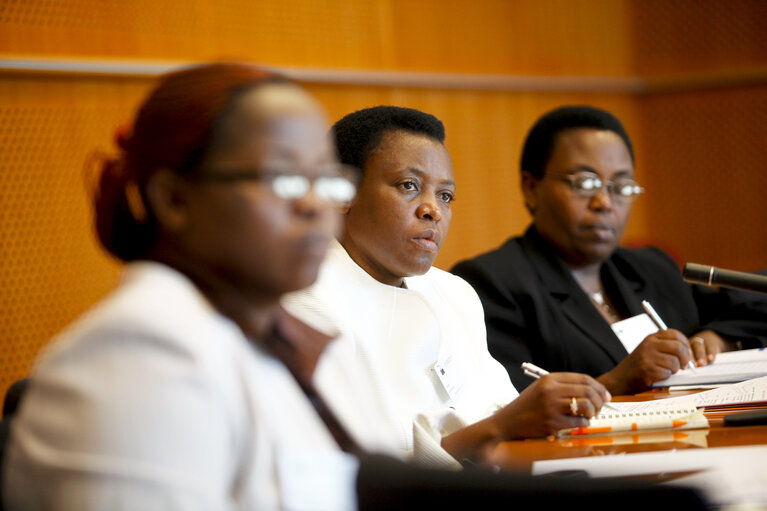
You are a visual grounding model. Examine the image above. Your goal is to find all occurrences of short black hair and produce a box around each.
[331,105,445,172]
[520,105,634,178]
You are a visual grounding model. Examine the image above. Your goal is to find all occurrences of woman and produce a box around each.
[282,106,613,468]
[451,105,767,395]
[1,62,388,510]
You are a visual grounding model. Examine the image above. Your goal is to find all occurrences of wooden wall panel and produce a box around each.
[0,0,393,67]
[631,0,767,271]
[638,84,767,271]
[0,75,153,393]
[0,0,630,75]
[632,0,767,75]
[388,0,632,75]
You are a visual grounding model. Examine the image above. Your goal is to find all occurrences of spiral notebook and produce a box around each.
[558,402,709,437]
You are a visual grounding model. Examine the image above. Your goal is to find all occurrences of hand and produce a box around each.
[492,373,612,439]
[689,330,732,366]
[599,329,693,395]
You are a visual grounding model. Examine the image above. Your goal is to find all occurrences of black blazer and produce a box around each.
[451,226,767,391]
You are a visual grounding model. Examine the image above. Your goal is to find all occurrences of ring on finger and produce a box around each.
[692,337,705,345]
[570,396,579,415]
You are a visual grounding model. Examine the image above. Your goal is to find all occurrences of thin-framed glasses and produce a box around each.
[549,171,644,201]
[190,163,359,204]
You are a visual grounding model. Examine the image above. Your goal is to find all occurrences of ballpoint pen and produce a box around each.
[520,362,619,411]
[641,300,697,373]
[521,361,550,379]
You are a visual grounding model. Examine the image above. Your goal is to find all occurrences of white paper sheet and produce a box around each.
[652,348,767,387]
[641,375,767,409]
[611,313,658,354]
[533,445,767,507]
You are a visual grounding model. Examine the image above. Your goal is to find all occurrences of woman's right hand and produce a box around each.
[440,372,611,463]
[598,328,693,395]
[492,372,612,440]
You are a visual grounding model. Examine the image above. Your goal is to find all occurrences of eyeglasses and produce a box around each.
[549,171,644,201]
[190,163,359,204]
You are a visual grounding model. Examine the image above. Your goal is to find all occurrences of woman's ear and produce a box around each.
[521,170,539,215]
[145,169,191,233]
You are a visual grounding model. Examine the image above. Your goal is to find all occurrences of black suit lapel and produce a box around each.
[601,257,647,319]
[559,290,629,363]
[522,230,629,364]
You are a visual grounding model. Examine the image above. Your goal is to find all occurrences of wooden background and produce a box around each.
[2,0,767,397]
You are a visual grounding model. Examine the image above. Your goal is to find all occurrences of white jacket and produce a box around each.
[4,262,396,511]
[283,241,519,468]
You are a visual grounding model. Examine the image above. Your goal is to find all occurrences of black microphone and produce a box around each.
[683,262,767,294]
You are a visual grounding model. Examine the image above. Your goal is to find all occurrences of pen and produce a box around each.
[520,362,619,411]
[521,361,549,379]
[641,300,697,373]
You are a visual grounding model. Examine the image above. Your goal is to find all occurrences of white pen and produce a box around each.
[521,361,549,379]
[520,362,619,411]
[641,300,697,373]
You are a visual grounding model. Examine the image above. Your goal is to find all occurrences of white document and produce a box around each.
[611,313,658,354]
[648,375,767,409]
[608,376,767,411]
[533,445,767,507]
[652,347,767,387]
[593,399,699,414]
[599,376,767,417]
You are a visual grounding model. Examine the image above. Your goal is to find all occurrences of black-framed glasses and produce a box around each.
[189,163,359,204]
[549,171,644,201]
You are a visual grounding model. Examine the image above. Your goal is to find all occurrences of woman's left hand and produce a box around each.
[689,330,737,366]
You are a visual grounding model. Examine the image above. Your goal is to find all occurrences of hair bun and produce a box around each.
[114,121,134,151]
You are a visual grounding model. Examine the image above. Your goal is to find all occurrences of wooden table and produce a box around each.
[488,388,767,474]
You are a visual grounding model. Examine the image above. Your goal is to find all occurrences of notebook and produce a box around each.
[651,348,767,388]
[558,401,709,437]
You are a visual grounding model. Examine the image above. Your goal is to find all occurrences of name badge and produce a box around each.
[611,312,659,354]
[432,353,465,404]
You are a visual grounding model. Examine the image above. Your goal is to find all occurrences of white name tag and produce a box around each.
[611,312,659,354]
[432,353,465,404]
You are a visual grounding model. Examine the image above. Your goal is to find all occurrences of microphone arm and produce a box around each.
[683,262,767,294]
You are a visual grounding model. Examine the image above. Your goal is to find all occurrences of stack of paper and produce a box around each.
[658,375,767,409]
[652,348,767,387]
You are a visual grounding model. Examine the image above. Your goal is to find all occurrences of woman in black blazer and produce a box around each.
[452,106,767,395]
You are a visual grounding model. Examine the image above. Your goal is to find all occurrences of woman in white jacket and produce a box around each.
[2,62,381,511]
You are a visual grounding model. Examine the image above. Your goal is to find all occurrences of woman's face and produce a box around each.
[522,128,634,268]
[174,83,342,299]
[342,130,454,287]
